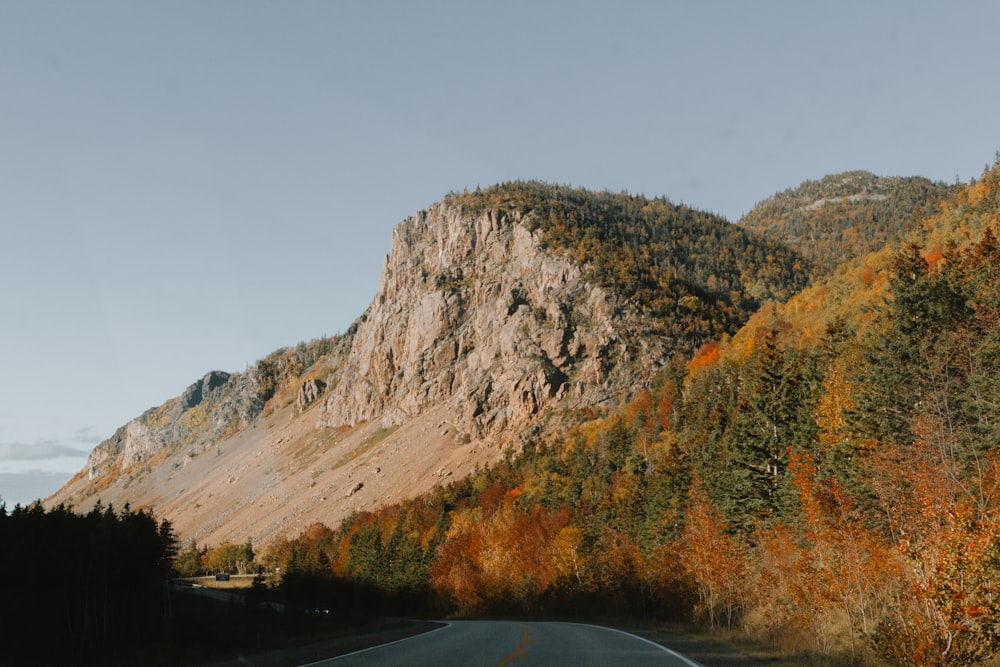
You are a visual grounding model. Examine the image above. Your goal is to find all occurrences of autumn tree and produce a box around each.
[202,541,255,574]
[747,452,895,659]
[680,479,748,629]
[865,437,1000,666]
[430,490,572,615]
[174,539,207,576]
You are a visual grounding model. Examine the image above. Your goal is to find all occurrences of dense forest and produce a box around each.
[0,503,176,665]
[739,170,958,276]
[247,161,1000,665]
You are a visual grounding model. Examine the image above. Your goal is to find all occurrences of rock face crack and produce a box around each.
[296,378,327,410]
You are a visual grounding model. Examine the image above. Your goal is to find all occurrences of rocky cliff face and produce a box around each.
[81,368,272,482]
[319,202,665,441]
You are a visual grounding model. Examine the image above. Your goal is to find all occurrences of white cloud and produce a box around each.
[71,426,103,446]
[0,440,92,462]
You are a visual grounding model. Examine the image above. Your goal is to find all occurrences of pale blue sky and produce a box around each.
[2,0,999,507]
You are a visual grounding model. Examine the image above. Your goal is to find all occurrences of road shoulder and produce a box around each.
[198,619,445,667]
[609,623,766,666]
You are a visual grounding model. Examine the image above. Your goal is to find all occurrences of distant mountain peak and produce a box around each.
[741,171,959,275]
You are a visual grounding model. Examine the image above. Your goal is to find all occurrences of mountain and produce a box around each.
[264,159,1000,663]
[48,182,810,546]
[41,162,1000,662]
[740,170,958,275]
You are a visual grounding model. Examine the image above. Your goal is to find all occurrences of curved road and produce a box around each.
[300,620,701,666]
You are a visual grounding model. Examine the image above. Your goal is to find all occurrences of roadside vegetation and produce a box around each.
[0,502,176,665]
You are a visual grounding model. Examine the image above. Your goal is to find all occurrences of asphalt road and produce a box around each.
[300,620,702,667]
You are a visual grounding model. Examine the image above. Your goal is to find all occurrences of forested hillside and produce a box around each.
[448,182,811,344]
[740,170,958,276]
[252,161,1000,665]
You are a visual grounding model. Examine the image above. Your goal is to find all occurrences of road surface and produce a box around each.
[300,620,701,666]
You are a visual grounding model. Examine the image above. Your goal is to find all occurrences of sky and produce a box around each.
[2,0,999,508]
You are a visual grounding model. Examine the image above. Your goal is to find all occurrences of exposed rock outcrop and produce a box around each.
[296,378,326,410]
[178,371,231,412]
[318,202,667,441]
[82,369,263,481]
[75,199,673,495]
[87,419,160,479]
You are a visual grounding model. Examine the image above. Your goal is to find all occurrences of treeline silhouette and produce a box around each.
[0,502,176,666]
[1,501,422,665]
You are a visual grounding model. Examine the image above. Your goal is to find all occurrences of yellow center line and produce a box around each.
[495,624,532,667]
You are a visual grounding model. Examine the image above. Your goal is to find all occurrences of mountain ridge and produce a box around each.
[45,179,855,544]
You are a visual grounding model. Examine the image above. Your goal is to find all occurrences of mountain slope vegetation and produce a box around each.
[740,170,958,275]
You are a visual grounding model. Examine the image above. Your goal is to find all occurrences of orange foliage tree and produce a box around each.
[429,491,572,615]
[747,451,896,658]
[866,432,1000,666]
[680,478,748,629]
